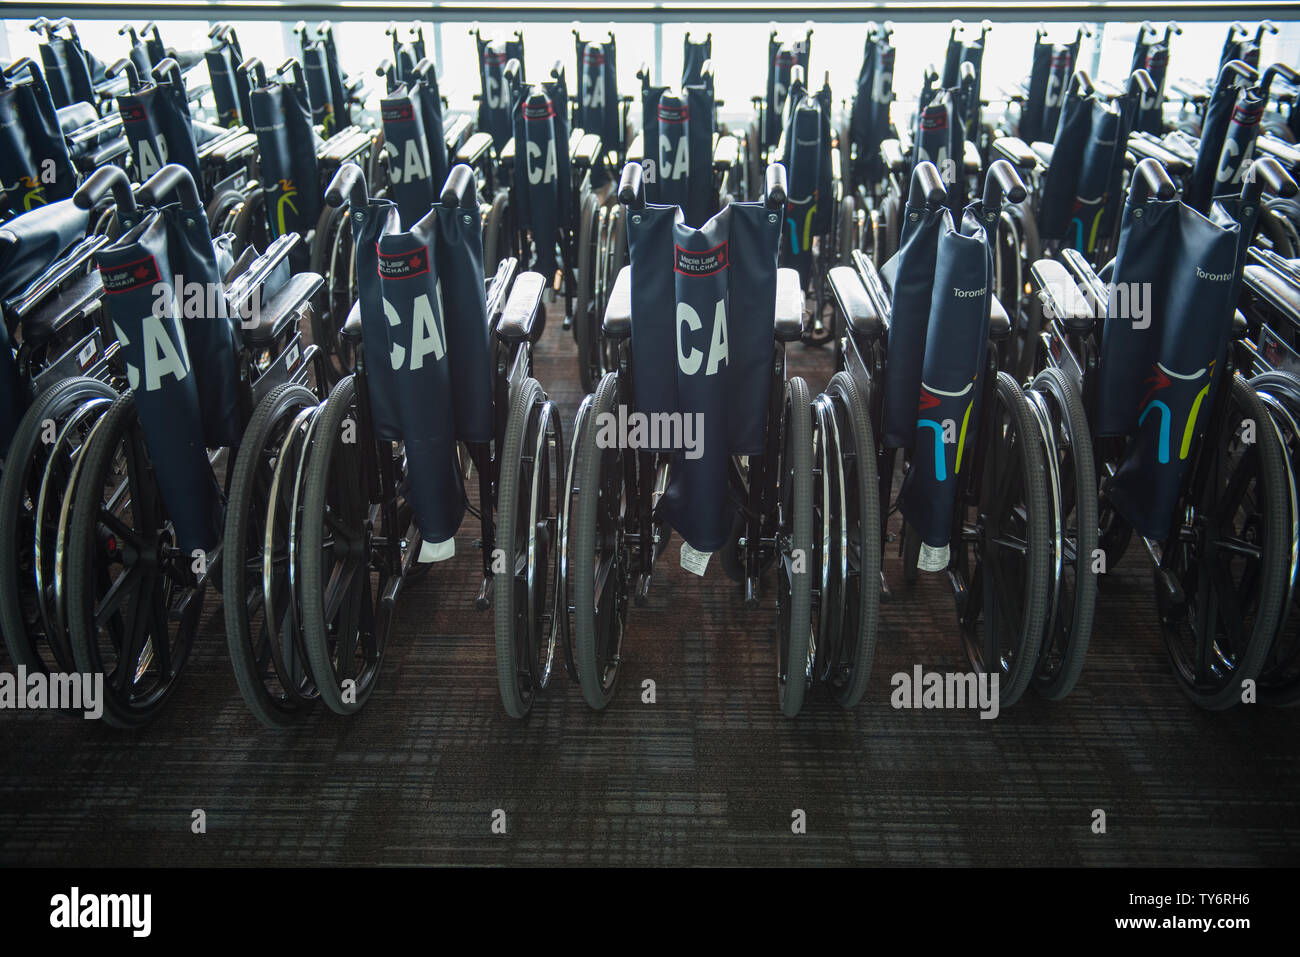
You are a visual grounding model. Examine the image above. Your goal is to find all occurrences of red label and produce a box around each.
[377,245,430,279]
[674,242,728,276]
[99,255,160,293]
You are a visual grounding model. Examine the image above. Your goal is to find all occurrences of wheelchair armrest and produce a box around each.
[1256,136,1300,170]
[1058,247,1109,308]
[775,268,805,342]
[713,134,740,170]
[444,114,471,151]
[19,270,102,349]
[340,299,362,344]
[318,126,373,166]
[1032,259,1097,334]
[603,265,632,339]
[828,265,884,342]
[988,294,1011,342]
[573,131,603,169]
[495,270,546,344]
[241,272,323,345]
[499,136,516,166]
[963,139,981,175]
[486,257,520,323]
[1030,141,1054,168]
[991,135,1038,173]
[1125,136,1191,177]
[456,131,494,167]
[201,128,259,164]
[880,139,906,174]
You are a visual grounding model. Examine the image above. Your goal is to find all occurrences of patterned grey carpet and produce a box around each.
[2,299,1298,867]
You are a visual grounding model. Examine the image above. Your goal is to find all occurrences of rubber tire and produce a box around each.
[573,192,601,394]
[1161,375,1290,711]
[222,382,320,729]
[573,372,625,709]
[299,374,382,715]
[969,372,1052,708]
[494,376,545,719]
[1030,366,1098,700]
[66,393,197,728]
[826,371,881,708]
[778,376,815,717]
[0,376,116,674]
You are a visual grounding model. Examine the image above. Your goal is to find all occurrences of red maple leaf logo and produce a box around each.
[409,256,421,268]
[134,265,150,279]
[1139,366,1171,411]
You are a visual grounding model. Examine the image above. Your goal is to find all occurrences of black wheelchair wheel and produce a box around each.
[955,372,1051,708]
[1158,374,1290,710]
[596,205,627,377]
[1028,366,1099,700]
[822,371,882,708]
[0,377,116,675]
[776,376,815,717]
[482,189,511,277]
[206,187,246,243]
[229,185,267,256]
[876,191,900,268]
[572,372,630,709]
[573,190,602,393]
[997,209,1036,385]
[298,374,388,715]
[309,202,359,382]
[494,377,564,718]
[1249,371,1300,706]
[222,383,322,729]
[65,394,204,727]
[837,197,856,266]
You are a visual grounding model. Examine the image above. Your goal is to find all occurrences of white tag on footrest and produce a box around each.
[680,542,712,577]
[916,542,949,573]
[418,537,456,563]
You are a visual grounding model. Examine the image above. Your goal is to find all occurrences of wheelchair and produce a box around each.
[745,27,812,199]
[562,161,857,716]
[0,57,132,222]
[107,53,262,246]
[51,164,323,727]
[0,190,125,678]
[770,65,841,346]
[839,23,897,270]
[991,68,1157,385]
[827,159,1058,708]
[580,60,744,395]
[1029,157,1293,709]
[248,161,564,722]
[236,56,379,378]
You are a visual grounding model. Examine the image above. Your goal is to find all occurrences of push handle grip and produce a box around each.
[1243,157,1298,204]
[439,164,477,209]
[237,55,266,87]
[73,165,137,215]
[618,160,645,209]
[908,161,946,209]
[107,57,140,90]
[138,164,201,208]
[1131,157,1176,204]
[1127,68,1156,99]
[765,162,788,209]
[984,158,1027,209]
[325,162,369,211]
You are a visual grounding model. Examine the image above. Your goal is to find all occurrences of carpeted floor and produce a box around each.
[2,297,1298,867]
